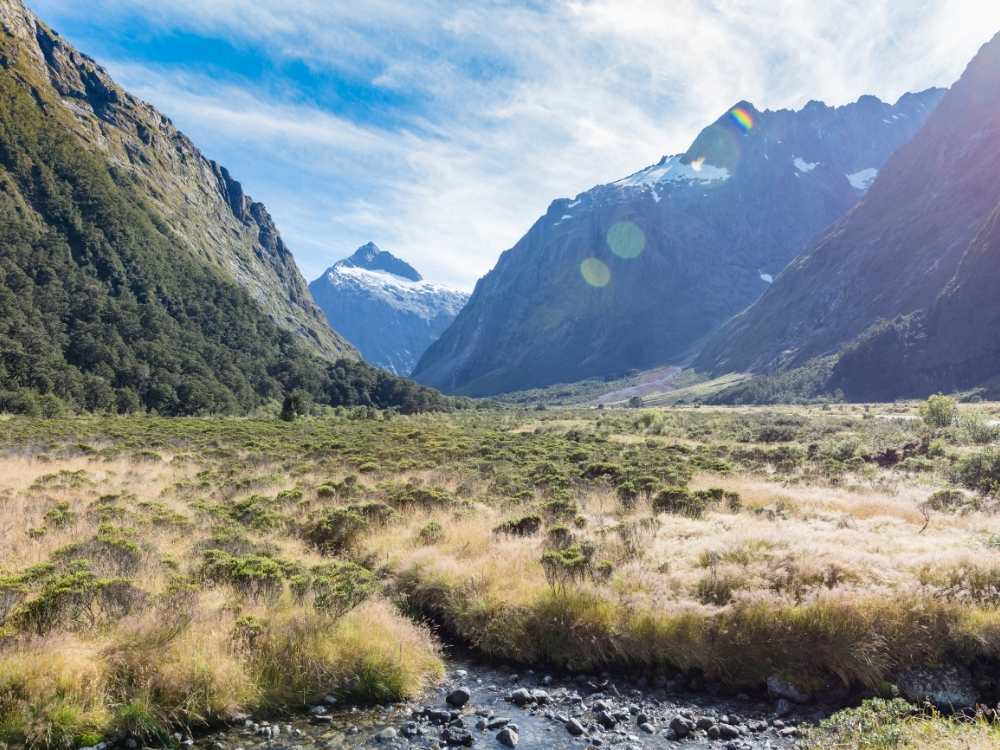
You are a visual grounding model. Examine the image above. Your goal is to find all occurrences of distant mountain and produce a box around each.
[310,243,469,375]
[0,0,453,415]
[412,89,943,396]
[698,31,1000,401]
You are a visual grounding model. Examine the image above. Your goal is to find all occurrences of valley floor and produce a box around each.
[2,403,1000,747]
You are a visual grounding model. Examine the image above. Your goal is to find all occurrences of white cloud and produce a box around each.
[27,0,1000,288]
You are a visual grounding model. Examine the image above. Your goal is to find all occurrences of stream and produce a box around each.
[197,653,826,750]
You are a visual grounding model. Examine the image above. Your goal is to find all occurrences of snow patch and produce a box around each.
[793,157,819,173]
[614,155,730,189]
[324,265,468,320]
[846,168,878,192]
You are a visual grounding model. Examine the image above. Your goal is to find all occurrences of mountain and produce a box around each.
[0,0,351,361]
[697,31,1000,401]
[412,89,943,396]
[309,243,469,375]
[0,0,452,415]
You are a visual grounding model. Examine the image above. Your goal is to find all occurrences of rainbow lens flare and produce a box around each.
[729,106,754,132]
[607,221,645,259]
[580,257,610,287]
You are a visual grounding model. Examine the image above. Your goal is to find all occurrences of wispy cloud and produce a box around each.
[28,0,1000,287]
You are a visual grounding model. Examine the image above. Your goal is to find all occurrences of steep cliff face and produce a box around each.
[310,244,469,375]
[0,0,354,359]
[412,89,942,396]
[698,33,1000,383]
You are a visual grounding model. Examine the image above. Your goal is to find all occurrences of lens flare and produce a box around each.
[580,257,610,287]
[729,106,754,133]
[607,221,645,259]
[690,156,705,172]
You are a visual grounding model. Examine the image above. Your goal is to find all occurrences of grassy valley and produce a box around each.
[3,401,1000,746]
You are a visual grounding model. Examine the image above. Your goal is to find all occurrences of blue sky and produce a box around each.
[27,0,1000,289]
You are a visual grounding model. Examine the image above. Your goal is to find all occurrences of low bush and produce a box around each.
[652,487,706,518]
[199,550,296,599]
[493,514,542,537]
[302,507,369,553]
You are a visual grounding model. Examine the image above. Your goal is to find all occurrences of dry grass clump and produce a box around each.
[0,594,439,747]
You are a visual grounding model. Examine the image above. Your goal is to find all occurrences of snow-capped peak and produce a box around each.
[615,155,731,189]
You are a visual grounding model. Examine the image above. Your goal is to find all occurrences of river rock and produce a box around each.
[496,726,519,747]
[447,687,472,707]
[896,665,978,709]
[441,726,475,746]
[375,727,397,742]
[718,723,741,739]
[509,688,532,706]
[530,689,550,705]
[565,718,586,736]
[766,675,812,704]
[669,715,695,739]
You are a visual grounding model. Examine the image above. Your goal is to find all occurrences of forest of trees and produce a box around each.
[0,68,452,416]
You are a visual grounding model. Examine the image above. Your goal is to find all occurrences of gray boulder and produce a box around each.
[896,665,978,709]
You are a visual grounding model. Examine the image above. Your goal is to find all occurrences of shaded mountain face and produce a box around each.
[310,244,469,375]
[412,89,943,396]
[698,33,1000,384]
[0,0,353,360]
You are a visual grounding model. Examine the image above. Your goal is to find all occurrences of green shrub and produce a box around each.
[199,550,295,599]
[42,502,77,529]
[417,522,444,545]
[919,394,958,429]
[954,448,1000,495]
[652,487,706,518]
[922,489,972,514]
[52,524,142,576]
[493,515,542,537]
[303,507,369,553]
[694,572,741,606]
[310,562,376,616]
[11,566,145,635]
[806,698,915,748]
[541,541,596,590]
[958,412,999,445]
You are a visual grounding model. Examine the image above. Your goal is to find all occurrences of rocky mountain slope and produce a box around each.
[0,0,352,360]
[413,89,943,396]
[0,0,456,415]
[310,243,468,375]
[698,31,1000,400]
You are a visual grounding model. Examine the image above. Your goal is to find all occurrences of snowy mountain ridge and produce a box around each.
[309,244,469,375]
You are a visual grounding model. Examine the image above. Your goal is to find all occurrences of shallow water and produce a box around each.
[200,653,823,750]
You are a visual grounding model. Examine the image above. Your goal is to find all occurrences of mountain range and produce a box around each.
[698,30,1000,403]
[309,243,469,376]
[412,88,943,396]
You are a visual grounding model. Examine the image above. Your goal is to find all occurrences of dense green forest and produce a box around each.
[0,67,450,416]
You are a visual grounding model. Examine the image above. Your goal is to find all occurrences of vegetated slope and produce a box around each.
[310,243,469,376]
[412,90,942,396]
[0,0,351,359]
[697,31,1000,387]
[832,202,1000,400]
[0,5,449,415]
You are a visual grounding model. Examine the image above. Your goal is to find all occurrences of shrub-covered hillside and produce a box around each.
[0,63,448,415]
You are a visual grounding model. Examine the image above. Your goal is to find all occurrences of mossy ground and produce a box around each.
[2,402,1000,746]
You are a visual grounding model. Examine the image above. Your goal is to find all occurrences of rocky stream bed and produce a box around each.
[178,655,828,750]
